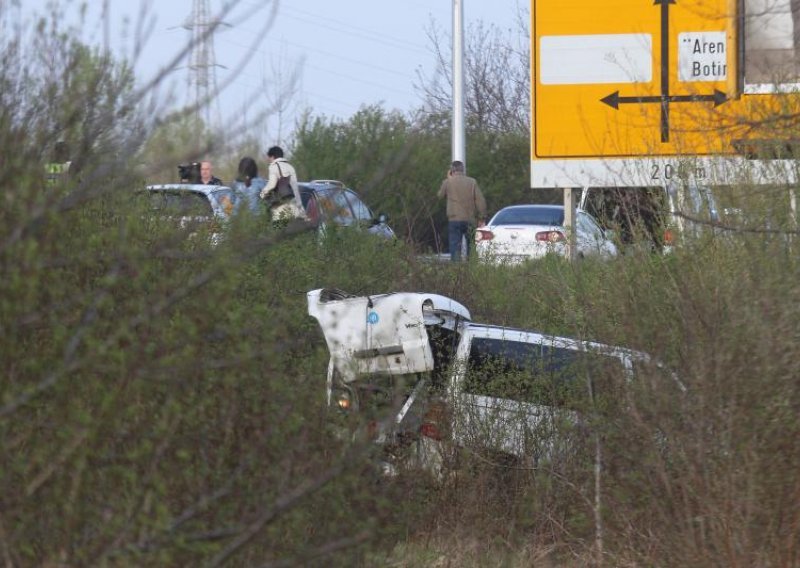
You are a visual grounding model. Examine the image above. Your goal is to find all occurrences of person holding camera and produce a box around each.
[200,160,222,185]
[437,160,487,261]
[260,146,307,225]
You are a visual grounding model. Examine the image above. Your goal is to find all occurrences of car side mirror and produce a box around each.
[376,213,389,224]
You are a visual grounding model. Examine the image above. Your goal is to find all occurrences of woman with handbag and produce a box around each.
[260,145,308,226]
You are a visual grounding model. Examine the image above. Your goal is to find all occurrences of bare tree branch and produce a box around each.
[207,444,367,568]
[257,529,372,568]
[673,210,800,235]
[415,12,530,134]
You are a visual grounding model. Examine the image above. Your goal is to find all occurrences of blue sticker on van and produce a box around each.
[367,311,379,324]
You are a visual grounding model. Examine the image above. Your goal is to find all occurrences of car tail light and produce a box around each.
[536,230,565,243]
[663,228,675,245]
[475,228,494,242]
[419,401,447,441]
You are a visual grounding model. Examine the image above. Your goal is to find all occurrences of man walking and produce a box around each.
[437,160,487,261]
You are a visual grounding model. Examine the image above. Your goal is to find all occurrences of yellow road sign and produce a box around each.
[531,0,800,186]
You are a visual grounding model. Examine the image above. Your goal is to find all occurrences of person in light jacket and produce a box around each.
[260,145,307,224]
[437,160,487,261]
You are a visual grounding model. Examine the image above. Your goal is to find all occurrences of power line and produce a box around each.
[239,0,432,56]
[218,31,417,81]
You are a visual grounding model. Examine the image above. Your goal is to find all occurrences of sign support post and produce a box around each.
[563,188,578,262]
[452,0,466,167]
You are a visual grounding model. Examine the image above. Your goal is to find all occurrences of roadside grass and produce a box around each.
[381,539,566,568]
[385,229,800,567]
[3,174,799,566]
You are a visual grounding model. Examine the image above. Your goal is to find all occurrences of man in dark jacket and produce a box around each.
[200,160,223,185]
[437,160,487,261]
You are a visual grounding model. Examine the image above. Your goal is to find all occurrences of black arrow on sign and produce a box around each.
[600,89,729,109]
[656,0,675,142]
[599,0,730,143]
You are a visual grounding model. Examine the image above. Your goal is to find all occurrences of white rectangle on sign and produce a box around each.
[678,32,727,81]
[539,34,652,85]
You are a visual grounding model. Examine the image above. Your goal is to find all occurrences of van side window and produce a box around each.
[463,338,626,409]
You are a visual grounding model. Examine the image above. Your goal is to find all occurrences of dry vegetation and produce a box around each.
[2,2,799,567]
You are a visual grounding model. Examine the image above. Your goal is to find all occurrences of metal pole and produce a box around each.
[564,188,578,262]
[452,0,466,168]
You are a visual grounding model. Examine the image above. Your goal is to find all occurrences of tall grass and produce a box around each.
[3,2,799,564]
[388,226,800,567]
[3,160,799,566]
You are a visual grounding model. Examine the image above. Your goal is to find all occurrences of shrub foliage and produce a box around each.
[2,5,800,567]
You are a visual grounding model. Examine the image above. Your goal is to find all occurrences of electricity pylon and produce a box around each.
[186,0,224,128]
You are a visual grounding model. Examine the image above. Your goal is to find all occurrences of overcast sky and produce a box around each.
[13,0,525,141]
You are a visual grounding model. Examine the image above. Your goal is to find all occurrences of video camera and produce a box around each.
[178,162,201,183]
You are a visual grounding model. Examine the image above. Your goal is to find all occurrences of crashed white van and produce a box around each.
[308,288,657,472]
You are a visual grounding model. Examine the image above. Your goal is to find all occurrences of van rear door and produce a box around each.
[307,288,471,383]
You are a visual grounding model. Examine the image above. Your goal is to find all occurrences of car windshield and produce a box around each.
[492,207,564,226]
[316,188,374,225]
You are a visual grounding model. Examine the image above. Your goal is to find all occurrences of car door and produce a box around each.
[449,327,632,461]
[210,187,239,219]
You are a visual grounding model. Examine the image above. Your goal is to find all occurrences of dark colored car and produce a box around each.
[580,183,720,252]
[298,180,395,239]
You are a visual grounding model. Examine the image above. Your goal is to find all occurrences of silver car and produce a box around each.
[142,184,241,244]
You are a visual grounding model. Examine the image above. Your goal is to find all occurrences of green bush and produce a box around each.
[4,5,800,566]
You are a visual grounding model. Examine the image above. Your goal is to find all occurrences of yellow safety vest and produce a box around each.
[45,162,71,185]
